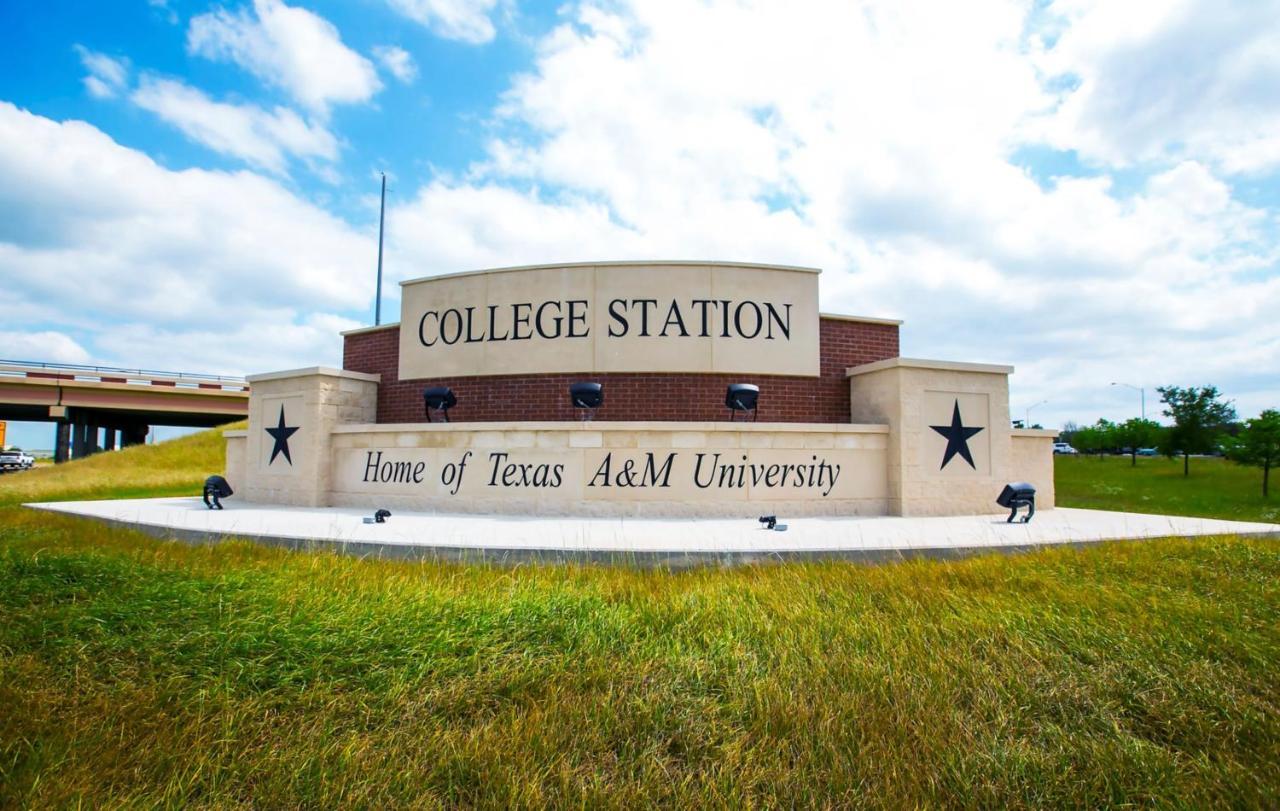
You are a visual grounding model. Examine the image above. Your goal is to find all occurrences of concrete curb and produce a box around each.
[26,503,1280,569]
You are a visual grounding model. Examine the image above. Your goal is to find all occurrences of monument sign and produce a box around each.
[225,262,1057,518]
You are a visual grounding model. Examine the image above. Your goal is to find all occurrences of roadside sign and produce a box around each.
[0,421,6,449]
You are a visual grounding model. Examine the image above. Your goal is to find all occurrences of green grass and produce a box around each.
[1056,454,1280,524]
[0,430,1278,807]
[0,422,242,508]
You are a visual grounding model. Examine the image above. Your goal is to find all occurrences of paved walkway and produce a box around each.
[26,498,1280,566]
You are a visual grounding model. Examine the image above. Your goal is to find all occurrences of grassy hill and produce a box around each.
[0,428,1278,807]
[0,422,238,507]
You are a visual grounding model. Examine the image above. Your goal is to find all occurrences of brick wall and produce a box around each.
[342,317,899,424]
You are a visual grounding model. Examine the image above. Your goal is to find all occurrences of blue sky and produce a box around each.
[0,0,545,219]
[1,0,1278,451]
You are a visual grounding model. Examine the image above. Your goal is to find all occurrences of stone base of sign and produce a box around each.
[330,421,888,518]
[229,367,379,508]
[845,357,1058,516]
[225,360,1056,519]
[232,418,893,518]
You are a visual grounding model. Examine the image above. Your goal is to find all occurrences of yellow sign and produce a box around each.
[0,421,6,449]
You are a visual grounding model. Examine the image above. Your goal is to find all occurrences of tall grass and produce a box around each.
[0,427,1277,806]
[2,510,1277,807]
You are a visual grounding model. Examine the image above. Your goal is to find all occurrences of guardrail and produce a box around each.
[0,359,250,392]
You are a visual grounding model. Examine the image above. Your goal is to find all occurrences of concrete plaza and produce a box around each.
[28,499,1280,567]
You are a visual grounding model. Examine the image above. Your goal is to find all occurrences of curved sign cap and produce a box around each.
[397,262,821,379]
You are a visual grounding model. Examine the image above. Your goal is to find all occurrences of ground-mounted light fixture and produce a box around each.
[569,382,603,421]
[996,482,1036,523]
[363,508,392,524]
[726,383,760,421]
[202,475,233,510]
[423,386,457,422]
[758,514,788,531]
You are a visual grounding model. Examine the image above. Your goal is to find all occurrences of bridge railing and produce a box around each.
[0,359,250,392]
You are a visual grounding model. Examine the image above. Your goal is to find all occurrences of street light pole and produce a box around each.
[1110,382,1145,420]
[1026,399,1048,427]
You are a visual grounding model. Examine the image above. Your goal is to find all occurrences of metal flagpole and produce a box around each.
[375,172,386,325]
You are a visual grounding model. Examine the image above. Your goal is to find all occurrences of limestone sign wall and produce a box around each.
[325,423,889,517]
[224,362,1056,519]
[397,262,822,379]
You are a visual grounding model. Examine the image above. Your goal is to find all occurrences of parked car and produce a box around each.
[1136,447,1158,457]
[0,449,35,471]
[1052,442,1078,455]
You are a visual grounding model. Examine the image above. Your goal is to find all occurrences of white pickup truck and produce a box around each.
[0,449,35,471]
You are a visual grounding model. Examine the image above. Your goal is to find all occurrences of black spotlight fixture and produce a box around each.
[569,382,603,421]
[364,508,392,524]
[758,514,788,531]
[423,386,457,422]
[996,482,1036,523]
[726,383,760,421]
[202,475,233,510]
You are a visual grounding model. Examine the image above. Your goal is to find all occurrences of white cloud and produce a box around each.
[74,46,129,99]
[387,182,649,277]
[94,314,360,375]
[131,75,339,173]
[147,0,179,25]
[379,0,1280,424]
[1032,0,1280,174]
[0,102,375,373]
[0,331,92,364]
[10,0,1280,426]
[384,0,500,44]
[373,45,418,83]
[188,0,381,115]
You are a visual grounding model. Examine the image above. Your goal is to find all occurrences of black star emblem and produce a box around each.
[930,399,984,470]
[265,405,300,466]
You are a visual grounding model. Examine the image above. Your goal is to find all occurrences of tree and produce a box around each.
[1157,386,1237,476]
[1072,424,1099,455]
[1228,409,1280,497]
[1114,418,1162,466]
[1059,421,1080,445]
[1074,419,1116,457]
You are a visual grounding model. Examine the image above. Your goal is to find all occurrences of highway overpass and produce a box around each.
[0,360,249,462]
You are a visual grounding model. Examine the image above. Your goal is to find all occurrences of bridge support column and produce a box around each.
[54,422,71,464]
[120,425,148,448]
[71,416,89,459]
[86,423,101,455]
[103,428,117,451]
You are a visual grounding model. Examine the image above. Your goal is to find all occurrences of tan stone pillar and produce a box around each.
[847,358,1020,516]
[1010,429,1059,508]
[236,367,380,506]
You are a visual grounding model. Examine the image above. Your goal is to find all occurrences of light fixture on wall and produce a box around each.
[726,383,759,421]
[569,382,603,421]
[423,386,457,422]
